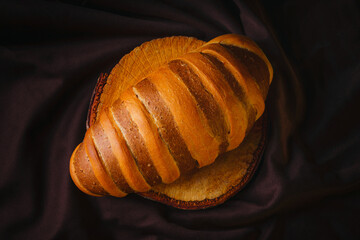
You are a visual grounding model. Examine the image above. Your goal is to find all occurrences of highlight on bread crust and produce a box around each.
[70,34,273,197]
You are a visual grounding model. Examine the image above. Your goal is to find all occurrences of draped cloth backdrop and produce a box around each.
[0,0,359,239]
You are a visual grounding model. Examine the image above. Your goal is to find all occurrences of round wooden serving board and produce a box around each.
[87,36,267,210]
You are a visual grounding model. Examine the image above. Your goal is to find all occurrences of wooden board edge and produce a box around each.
[138,113,268,210]
[86,73,108,129]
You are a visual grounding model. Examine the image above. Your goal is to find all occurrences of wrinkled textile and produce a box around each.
[0,0,359,239]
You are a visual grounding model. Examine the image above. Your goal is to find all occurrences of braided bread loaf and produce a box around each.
[70,34,273,197]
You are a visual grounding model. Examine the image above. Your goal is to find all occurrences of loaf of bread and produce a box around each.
[69,34,273,197]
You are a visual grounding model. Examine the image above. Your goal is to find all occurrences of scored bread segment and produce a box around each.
[200,52,257,134]
[148,67,220,168]
[206,34,273,84]
[123,90,181,184]
[221,45,270,99]
[178,52,248,151]
[108,108,151,191]
[198,43,266,120]
[133,78,198,174]
[97,112,134,193]
[90,121,128,197]
[83,130,125,197]
[168,59,229,154]
[111,91,162,187]
[70,144,106,196]
[116,89,180,184]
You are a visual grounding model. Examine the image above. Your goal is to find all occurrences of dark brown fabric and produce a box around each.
[0,0,359,239]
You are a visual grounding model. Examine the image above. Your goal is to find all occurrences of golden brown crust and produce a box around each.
[108,105,151,192]
[221,44,270,99]
[96,36,205,122]
[200,52,257,134]
[111,90,161,186]
[206,34,273,84]
[121,90,180,184]
[133,78,199,173]
[70,34,273,199]
[148,67,220,167]
[84,129,125,197]
[98,111,133,193]
[168,59,229,154]
[178,52,248,151]
[199,43,265,120]
[70,144,106,196]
